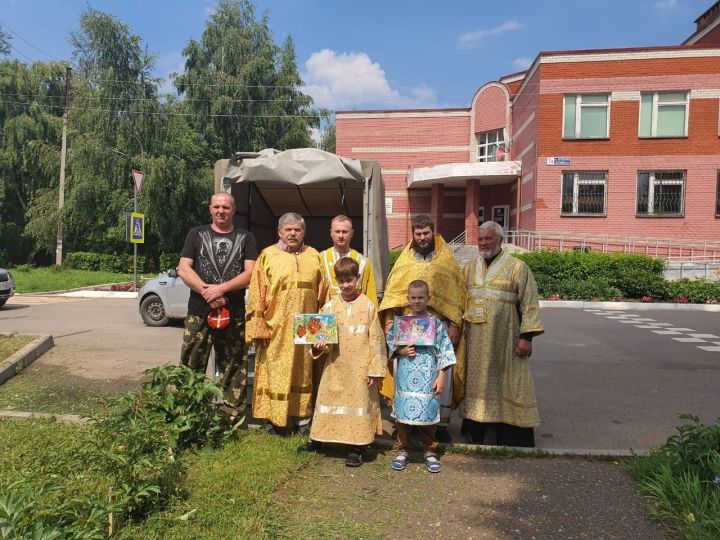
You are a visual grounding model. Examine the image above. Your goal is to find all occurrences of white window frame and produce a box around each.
[561,172,608,216]
[636,171,686,216]
[476,129,506,162]
[563,94,610,139]
[639,91,689,138]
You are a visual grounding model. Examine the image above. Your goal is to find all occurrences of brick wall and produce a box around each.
[534,155,720,240]
[472,84,508,133]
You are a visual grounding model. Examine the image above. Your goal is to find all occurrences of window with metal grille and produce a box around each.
[636,171,685,216]
[561,172,607,215]
[476,129,505,162]
[563,94,610,139]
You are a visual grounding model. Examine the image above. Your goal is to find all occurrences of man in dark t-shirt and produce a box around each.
[178,192,258,423]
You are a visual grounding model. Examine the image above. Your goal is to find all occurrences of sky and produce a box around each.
[0,0,714,111]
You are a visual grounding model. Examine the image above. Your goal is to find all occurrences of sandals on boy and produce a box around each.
[391,451,409,471]
[424,453,441,473]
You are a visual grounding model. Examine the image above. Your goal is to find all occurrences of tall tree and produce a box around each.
[0,27,10,56]
[175,0,317,158]
[25,9,210,260]
[0,60,65,264]
[268,36,317,149]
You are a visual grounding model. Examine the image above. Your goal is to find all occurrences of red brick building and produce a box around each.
[336,4,720,250]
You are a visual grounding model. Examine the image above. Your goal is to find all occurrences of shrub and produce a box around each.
[517,250,670,300]
[388,249,402,271]
[65,252,150,273]
[628,414,720,538]
[664,279,720,304]
[159,252,180,271]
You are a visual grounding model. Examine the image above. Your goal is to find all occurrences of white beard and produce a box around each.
[480,246,501,259]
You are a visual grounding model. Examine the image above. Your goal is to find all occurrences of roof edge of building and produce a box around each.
[336,106,470,115]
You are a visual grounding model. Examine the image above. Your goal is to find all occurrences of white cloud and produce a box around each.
[301,49,437,110]
[653,0,678,9]
[512,57,533,71]
[457,20,523,48]
[156,51,185,96]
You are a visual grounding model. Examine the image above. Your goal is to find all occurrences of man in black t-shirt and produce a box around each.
[179,192,258,422]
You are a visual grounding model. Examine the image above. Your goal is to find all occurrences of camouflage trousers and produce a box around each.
[180,314,247,421]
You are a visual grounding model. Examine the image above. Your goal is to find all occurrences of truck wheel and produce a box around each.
[140,294,169,327]
[0,298,6,308]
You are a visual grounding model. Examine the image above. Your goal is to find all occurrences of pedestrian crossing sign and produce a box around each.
[130,212,145,244]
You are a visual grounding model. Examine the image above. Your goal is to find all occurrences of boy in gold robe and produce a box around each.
[307,257,387,466]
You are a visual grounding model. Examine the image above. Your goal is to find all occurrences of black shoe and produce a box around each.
[345,447,365,467]
[300,440,321,453]
[436,425,452,443]
[265,423,287,437]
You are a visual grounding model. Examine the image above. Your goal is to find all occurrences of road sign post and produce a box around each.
[130,169,145,291]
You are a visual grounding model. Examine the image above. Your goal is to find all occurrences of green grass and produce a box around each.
[118,431,315,539]
[0,335,34,362]
[11,266,133,293]
[0,420,317,539]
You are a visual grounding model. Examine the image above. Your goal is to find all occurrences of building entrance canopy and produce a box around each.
[407,161,521,188]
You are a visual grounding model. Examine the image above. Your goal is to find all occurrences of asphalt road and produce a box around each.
[1,296,718,450]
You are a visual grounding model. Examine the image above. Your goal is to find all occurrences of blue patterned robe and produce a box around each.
[388,316,457,425]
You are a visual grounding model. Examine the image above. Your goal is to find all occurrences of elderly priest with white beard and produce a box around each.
[460,221,544,447]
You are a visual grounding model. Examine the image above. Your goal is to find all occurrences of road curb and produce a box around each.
[55,290,137,299]
[0,333,54,386]
[540,300,720,312]
[0,414,647,456]
[371,436,645,457]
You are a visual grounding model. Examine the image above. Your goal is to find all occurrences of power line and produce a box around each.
[0,19,60,61]
[0,98,323,118]
[0,91,304,104]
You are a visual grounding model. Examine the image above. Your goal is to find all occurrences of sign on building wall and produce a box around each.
[385,197,393,214]
[546,157,571,166]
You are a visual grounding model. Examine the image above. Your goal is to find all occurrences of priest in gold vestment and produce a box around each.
[320,215,378,305]
[246,213,328,432]
[461,221,544,447]
[378,215,466,440]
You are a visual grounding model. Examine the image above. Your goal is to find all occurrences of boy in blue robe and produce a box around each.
[387,280,456,473]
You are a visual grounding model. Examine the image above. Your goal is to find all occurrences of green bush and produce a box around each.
[517,250,672,300]
[0,365,235,537]
[65,252,150,273]
[159,252,180,271]
[664,279,720,304]
[628,414,720,539]
[388,249,402,271]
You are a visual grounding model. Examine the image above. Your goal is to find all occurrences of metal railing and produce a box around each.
[448,230,467,251]
[508,229,720,264]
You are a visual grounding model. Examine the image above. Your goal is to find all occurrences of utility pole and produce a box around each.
[56,66,72,266]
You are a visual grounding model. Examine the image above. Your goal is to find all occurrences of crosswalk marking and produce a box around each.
[587,309,719,355]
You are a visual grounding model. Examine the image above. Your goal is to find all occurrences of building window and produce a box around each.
[476,129,506,162]
[561,172,607,215]
[563,94,610,139]
[716,172,720,217]
[639,92,689,138]
[636,171,685,216]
